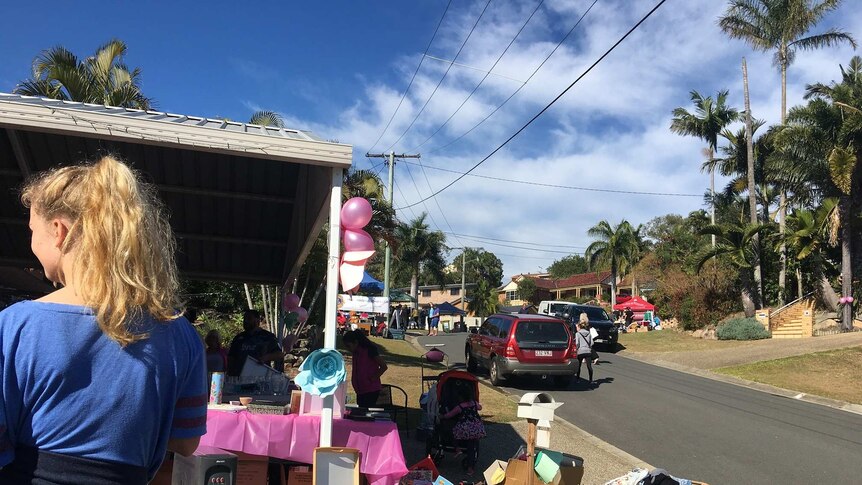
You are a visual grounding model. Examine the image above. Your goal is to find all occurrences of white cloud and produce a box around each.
[260,0,862,278]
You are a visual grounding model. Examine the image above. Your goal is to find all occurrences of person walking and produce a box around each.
[343,330,388,407]
[0,156,207,483]
[575,320,594,386]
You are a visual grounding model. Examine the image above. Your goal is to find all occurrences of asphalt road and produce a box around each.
[417,333,862,484]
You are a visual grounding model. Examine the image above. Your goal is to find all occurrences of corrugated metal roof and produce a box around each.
[0,92,323,142]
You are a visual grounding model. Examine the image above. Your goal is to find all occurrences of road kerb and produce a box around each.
[620,352,862,417]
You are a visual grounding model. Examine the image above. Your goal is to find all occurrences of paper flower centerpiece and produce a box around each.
[294,348,346,397]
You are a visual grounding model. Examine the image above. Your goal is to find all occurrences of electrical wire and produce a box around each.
[442,231,588,249]
[408,0,545,152]
[403,160,702,197]
[395,0,667,210]
[422,0,599,156]
[365,0,454,155]
[382,0,493,153]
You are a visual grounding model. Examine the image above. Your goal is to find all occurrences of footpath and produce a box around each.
[402,332,650,485]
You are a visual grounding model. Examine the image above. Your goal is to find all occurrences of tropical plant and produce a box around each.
[15,39,153,109]
[585,220,638,307]
[780,199,840,307]
[720,0,857,302]
[671,90,740,242]
[468,279,499,317]
[248,110,285,127]
[393,213,447,310]
[697,222,769,316]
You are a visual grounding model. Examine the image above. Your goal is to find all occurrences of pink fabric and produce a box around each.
[201,410,407,485]
[351,346,382,394]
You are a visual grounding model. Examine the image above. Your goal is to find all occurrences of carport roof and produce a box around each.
[0,93,352,286]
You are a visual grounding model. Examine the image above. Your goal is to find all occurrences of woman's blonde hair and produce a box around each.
[578,313,589,326]
[22,155,180,346]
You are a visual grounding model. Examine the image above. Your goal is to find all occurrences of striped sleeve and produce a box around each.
[171,322,208,438]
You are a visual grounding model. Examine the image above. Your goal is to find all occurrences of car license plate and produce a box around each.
[535,350,552,357]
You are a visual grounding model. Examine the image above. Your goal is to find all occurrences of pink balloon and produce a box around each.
[848,296,855,303]
[290,307,309,323]
[839,297,848,305]
[343,229,374,252]
[341,197,373,230]
[283,293,300,311]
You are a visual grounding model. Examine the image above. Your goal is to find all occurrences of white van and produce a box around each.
[537,300,572,317]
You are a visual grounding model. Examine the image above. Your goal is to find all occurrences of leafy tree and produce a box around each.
[447,248,504,287]
[697,222,770,316]
[516,277,538,304]
[720,0,857,302]
[15,39,153,109]
[393,213,447,310]
[780,198,841,307]
[671,90,740,242]
[547,254,589,278]
[585,220,638,307]
[249,110,285,127]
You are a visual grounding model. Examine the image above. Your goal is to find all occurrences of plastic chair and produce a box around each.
[376,384,408,429]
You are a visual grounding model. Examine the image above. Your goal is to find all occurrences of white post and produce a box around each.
[320,166,343,447]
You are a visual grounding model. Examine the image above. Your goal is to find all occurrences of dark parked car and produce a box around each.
[557,304,618,349]
[465,314,576,387]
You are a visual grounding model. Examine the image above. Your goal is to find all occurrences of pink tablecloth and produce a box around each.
[201,410,408,485]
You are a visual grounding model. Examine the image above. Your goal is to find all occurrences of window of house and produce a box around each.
[505,290,517,301]
[421,289,431,297]
[450,288,460,296]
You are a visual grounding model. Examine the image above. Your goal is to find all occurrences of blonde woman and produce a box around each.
[0,156,206,484]
[574,319,594,386]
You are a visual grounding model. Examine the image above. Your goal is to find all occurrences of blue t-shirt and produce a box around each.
[0,301,207,478]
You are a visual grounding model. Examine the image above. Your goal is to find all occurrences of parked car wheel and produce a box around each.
[489,357,506,386]
[465,346,477,372]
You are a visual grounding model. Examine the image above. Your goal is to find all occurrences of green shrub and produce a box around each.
[716,317,770,340]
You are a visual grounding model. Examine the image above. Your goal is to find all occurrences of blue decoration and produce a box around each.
[294,348,346,397]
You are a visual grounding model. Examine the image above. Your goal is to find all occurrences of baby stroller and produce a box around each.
[424,369,481,467]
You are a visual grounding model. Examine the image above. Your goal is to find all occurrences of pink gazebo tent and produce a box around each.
[613,296,655,312]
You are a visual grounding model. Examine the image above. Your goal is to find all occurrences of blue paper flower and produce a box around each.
[295,348,346,397]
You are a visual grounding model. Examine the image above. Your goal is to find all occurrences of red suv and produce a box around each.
[465,314,577,387]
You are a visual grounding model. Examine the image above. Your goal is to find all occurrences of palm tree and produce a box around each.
[720,0,857,303]
[248,110,285,127]
[780,198,840,307]
[15,39,153,109]
[671,90,740,246]
[468,279,499,317]
[394,213,448,311]
[585,220,637,307]
[698,222,769,316]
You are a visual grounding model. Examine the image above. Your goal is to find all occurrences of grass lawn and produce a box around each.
[339,336,518,424]
[618,329,747,353]
[715,346,862,404]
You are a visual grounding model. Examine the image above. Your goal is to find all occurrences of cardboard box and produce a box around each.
[287,465,313,485]
[504,458,532,485]
[235,452,270,485]
[482,459,507,485]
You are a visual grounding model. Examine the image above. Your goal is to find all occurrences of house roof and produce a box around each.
[0,93,352,285]
[509,271,613,291]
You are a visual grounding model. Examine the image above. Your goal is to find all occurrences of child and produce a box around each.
[343,330,388,407]
[443,386,485,475]
[205,330,228,373]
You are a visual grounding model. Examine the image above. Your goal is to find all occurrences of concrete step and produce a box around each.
[773,334,804,339]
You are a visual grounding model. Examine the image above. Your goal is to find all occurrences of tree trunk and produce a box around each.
[243,283,254,310]
[410,272,419,313]
[742,58,762,309]
[260,285,270,329]
[839,196,853,331]
[741,287,756,318]
[610,263,617,308]
[778,53,788,306]
[820,274,839,312]
[796,267,803,300]
[710,148,716,248]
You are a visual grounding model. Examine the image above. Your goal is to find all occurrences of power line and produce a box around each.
[382,0,493,153]
[403,160,702,197]
[422,0,599,156]
[408,0,545,152]
[443,231,589,249]
[365,0,453,155]
[395,0,667,210]
[453,237,585,254]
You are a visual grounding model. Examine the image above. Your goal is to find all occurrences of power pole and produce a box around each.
[365,151,421,319]
[461,250,467,312]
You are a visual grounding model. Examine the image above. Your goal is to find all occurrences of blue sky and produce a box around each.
[2,0,861,279]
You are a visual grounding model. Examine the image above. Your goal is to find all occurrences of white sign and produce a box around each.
[337,294,390,313]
